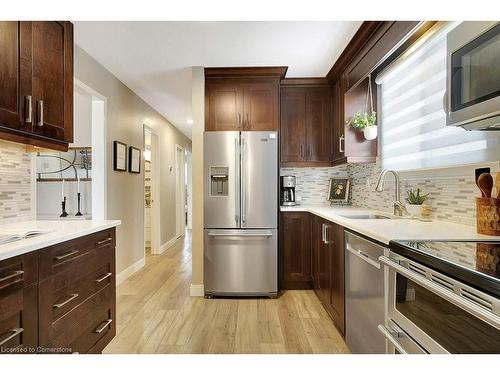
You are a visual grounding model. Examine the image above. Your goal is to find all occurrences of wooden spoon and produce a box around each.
[477,173,493,198]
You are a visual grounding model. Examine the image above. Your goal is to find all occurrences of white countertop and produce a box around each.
[0,219,121,261]
[280,205,500,245]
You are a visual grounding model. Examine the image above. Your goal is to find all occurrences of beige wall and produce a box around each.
[75,46,191,274]
[191,67,204,288]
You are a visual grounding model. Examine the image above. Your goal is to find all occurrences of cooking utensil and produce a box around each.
[477,173,493,198]
[475,167,490,197]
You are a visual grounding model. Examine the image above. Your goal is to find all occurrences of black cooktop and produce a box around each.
[390,240,500,298]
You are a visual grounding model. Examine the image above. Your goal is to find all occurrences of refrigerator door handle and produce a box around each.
[207,231,273,237]
[234,137,240,225]
[241,137,246,224]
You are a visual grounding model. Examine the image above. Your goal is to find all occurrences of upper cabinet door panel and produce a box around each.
[206,82,243,131]
[280,88,306,162]
[31,21,72,142]
[243,81,279,131]
[0,22,24,131]
[306,88,332,162]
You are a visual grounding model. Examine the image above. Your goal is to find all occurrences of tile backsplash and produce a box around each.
[281,160,488,226]
[0,141,32,224]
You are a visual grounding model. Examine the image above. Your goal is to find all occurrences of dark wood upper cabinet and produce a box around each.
[0,21,73,151]
[280,79,332,166]
[279,212,312,290]
[205,67,286,132]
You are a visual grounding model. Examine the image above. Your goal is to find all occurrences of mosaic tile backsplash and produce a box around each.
[0,141,32,224]
[281,160,484,226]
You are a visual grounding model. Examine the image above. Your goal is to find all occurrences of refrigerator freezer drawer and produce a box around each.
[204,229,278,296]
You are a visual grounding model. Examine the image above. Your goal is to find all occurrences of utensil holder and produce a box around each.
[476,197,500,235]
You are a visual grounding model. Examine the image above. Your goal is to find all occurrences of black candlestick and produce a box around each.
[60,197,68,217]
[75,193,83,216]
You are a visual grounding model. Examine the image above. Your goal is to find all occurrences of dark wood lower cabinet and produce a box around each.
[0,228,116,354]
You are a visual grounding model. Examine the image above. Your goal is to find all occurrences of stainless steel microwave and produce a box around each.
[446,21,500,130]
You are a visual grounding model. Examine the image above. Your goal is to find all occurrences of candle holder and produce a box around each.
[60,197,69,217]
[75,193,83,216]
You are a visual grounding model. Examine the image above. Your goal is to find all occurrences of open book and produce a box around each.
[0,229,53,245]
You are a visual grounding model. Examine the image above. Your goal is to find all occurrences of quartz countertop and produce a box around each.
[0,219,121,261]
[280,205,500,244]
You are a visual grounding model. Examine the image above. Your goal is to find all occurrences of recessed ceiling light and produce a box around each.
[187,119,193,124]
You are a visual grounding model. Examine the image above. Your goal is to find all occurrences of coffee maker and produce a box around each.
[280,176,296,206]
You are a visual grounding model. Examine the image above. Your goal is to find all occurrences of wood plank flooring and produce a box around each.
[103,231,349,354]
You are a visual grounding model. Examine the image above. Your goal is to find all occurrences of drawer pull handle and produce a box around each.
[95,272,113,283]
[0,328,24,346]
[53,293,79,309]
[96,237,112,246]
[94,319,112,334]
[54,250,80,261]
[0,270,24,284]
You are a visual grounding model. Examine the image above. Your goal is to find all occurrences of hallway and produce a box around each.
[103,232,349,354]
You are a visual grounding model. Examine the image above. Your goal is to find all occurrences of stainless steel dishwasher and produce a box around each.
[345,231,386,354]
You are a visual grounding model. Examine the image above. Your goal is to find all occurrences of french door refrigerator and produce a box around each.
[204,131,278,297]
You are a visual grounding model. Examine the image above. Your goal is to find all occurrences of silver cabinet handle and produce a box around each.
[324,224,333,244]
[25,96,32,124]
[377,325,408,354]
[346,244,380,269]
[96,237,112,246]
[36,100,44,127]
[339,135,344,153]
[54,250,79,261]
[53,293,79,309]
[379,256,500,329]
[94,319,112,334]
[321,223,326,243]
[95,272,113,283]
[0,328,24,346]
[0,270,24,284]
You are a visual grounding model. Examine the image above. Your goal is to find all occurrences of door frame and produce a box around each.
[185,149,193,230]
[175,144,186,238]
[144,125,161,255]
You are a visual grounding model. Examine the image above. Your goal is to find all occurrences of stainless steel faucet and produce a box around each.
[375,169,406,216]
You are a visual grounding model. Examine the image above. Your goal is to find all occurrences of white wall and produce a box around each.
[37,181,92,217]
[70,88,93,148]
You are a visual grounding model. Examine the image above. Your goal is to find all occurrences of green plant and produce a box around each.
[405,188,430,205]
[346,111,377,130]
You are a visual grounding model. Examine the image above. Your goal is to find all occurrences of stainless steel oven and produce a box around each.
[379,251,500,354]
[446,21,500,130]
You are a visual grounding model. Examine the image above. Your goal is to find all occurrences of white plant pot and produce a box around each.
[406,204,422,218]
[363,125,378,140]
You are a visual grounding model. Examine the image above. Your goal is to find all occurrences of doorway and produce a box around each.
[144,126,161,255]
[175,144,186,238]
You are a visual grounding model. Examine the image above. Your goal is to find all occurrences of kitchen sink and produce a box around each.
[339,214,393,220]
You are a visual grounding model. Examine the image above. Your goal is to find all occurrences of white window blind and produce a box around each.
[378,22,500,171]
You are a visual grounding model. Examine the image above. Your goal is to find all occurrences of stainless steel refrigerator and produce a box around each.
[203,131,278,297]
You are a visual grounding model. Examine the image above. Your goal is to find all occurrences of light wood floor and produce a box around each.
[103,231,349,354]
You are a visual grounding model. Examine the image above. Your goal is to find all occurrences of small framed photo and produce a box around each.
[113,141,127,171]
[328,178,350,202]
[128,146,141,174]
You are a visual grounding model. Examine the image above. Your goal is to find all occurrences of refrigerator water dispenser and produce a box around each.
[210,166,229,196]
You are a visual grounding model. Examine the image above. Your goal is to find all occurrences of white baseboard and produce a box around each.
[158,235,181,254]
[116,257,145,286]
[190,284,204,297]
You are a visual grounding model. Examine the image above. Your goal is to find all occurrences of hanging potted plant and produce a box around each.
[346,75,378,140]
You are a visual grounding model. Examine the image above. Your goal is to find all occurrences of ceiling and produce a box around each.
[74,21,362,139]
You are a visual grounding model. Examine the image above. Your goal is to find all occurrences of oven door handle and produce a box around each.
[377,325,408,354]
[379,256,500,329]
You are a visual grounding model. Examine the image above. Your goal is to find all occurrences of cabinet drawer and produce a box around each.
[70,307,115,354]
[39,245,114,325]
[0,284,37,353]
[41,281,114,351]
[0,252,38,290]
[39,228,115,279]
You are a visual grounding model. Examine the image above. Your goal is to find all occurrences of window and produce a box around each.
[377,22,500,171]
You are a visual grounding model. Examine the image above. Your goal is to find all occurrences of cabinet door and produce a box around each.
[328,222,345,334]
[243,81,279,131]
[205,81,243,131]
[279,212,311,289]
[0,22,32,133]
[280,88,307,162]
[31,21,73,142]
[332,78,346,163]
[316,218,332,307]
[306,87,332,162]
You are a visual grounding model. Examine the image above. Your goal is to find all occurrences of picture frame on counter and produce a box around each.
[128,146,141,174]
[113,141,127,171]
[328,178,350,202]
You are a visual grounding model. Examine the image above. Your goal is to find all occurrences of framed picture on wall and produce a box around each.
[129,146,141,174]
[328,178,350,202]
[113,141,127,171]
